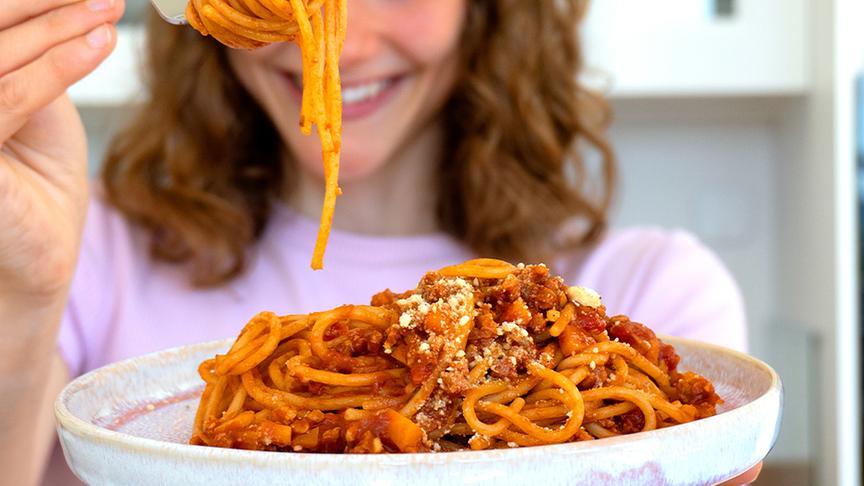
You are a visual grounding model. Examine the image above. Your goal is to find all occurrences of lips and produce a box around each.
[284,73,403,121]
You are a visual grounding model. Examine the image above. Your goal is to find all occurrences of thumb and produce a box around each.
[11,94,89,186]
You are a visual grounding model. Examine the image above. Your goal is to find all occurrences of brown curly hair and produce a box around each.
[101,0,616,286]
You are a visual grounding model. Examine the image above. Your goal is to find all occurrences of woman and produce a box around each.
[0,1,754,483]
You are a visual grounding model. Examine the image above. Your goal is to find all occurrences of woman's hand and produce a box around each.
[0,0,124,301]
[0,3,124,483]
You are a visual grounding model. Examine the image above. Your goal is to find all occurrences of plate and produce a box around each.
[55,336,782,486]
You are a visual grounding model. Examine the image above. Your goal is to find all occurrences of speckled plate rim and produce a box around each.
[55,335,782,471]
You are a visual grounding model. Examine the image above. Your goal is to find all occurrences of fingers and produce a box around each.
[0,0,124,76]
[0,0,125,142]
[0,0,84,31]
[0,23,117,142]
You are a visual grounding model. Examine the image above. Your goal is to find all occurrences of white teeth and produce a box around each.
[289,74,392,106]
[341,80,389,105]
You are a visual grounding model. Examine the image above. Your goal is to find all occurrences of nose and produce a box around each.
[338,0,383,69]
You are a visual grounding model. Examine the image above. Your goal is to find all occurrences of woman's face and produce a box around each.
[227,0,467,182]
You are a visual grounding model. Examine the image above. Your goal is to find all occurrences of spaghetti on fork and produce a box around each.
[185,0,346,269]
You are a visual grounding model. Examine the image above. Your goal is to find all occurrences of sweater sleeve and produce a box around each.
[561,227,748,352]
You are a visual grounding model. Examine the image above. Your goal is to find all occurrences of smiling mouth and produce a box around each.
[286,73,403,120]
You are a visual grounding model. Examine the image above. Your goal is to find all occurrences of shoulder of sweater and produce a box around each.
[81,184,141,258]
[554,226,713,281]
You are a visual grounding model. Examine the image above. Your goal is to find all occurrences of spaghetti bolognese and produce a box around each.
[189,259,722,453]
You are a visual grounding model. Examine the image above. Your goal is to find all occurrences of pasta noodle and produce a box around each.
[190,259,722,452]
[185,0,346,269]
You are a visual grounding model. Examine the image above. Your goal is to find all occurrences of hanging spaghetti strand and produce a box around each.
[186,0,344,269]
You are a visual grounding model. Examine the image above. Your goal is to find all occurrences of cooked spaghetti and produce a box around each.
[185,0,346,269]
[190,259,722,452]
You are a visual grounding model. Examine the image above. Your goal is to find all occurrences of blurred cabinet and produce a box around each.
[73,1,810,105]
[582,0,809,96]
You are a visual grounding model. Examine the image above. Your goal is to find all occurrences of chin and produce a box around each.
[290,147,384,181]
[337,152,389,181]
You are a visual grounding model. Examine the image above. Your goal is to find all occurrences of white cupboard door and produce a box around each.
[582,0,809,96]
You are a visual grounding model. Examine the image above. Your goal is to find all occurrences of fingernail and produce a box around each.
[86,0,114,12]
[86,25,111,49]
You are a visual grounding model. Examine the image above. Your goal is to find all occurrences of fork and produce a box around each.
[149,0,188,25]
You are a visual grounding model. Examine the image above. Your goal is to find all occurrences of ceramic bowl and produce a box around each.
[55,336,782,486]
